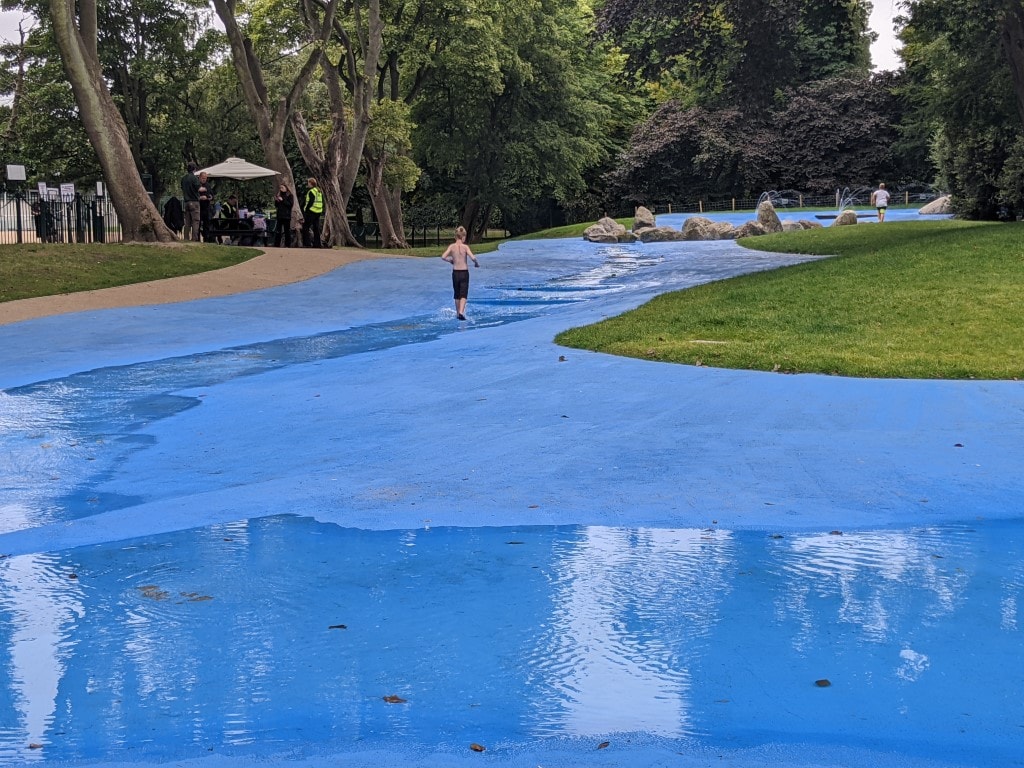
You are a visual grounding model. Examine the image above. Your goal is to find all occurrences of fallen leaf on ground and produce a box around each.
[383,695,407,704]
[469,743,486,752]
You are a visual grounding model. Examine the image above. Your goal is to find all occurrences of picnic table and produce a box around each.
[207,217,272,246]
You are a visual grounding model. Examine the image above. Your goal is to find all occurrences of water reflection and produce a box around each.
[0,519,1019,764]
[0,553,82,761]
[529,526,735,737]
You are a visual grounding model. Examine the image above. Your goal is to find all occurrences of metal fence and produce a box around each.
[634,190,942,217]
[0,191,122,245]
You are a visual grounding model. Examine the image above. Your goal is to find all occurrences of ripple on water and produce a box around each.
[0,519,1021,763]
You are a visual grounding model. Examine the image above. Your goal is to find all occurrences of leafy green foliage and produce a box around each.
[413,0,639,236]
[596,0,873,110]
[606,73,905,203]
[899,0,1024,218]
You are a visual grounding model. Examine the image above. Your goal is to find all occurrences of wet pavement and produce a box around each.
[0,220,1021,768]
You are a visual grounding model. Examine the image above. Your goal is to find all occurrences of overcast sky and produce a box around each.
[0,3,904,71]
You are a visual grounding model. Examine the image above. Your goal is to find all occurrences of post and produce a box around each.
[15,190,23,244]
[699,200,703,214]
[732,198,736,211]
[668,203,672,214]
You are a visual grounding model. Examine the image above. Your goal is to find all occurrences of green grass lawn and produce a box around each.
[555,220,1024,380]
[0,242,260,303]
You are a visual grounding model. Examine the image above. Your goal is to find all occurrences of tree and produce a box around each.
[606,73,907,204]
[597,0,873,111]
[363,99,419,247]
[47,0,174,241]
[898,0,1024,217]
[0,31,100,183]
[211,0,326,230]
[360,0,463,248]
[288,0,383,248]
[414,0,631,239]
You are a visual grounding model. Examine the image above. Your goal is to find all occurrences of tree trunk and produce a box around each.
[365,154,407,248]
[290,111,360,247]
[460,198,491,244]
[49,0,173,242]
[385,184,407,243]
[1002,2,1024,128]
[211,0,327,214]
[459,198,479,239]
[286,0,384,248]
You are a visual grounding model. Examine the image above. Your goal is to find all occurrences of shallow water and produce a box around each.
[0,518,1020,764]
[3,209,1015,767]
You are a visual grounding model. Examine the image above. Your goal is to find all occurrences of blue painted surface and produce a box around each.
[1,211,1021,768]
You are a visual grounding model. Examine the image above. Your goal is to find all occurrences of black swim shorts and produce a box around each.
[452,269,470,300]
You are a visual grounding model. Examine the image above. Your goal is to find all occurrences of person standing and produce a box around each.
[273,181,295,247]
[441,225,479,321]
[301,177,324,248]
[197,172,213,242]
[870,182,890,222]
[181,162,201,241]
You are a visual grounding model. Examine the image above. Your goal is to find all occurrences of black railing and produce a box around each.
[631,190,943,218]
[0,191,122,245]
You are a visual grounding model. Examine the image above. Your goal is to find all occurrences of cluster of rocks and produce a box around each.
[583,202,823,244]
[583,195,956,244]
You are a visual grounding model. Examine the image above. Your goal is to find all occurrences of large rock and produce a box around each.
[712,221,738,239]
[636,226,686,242]
[583,216,628,242]
[681,216,720,240]
[735,221,768,238]
[756,200,784,233]
[633,206,656,230]
[919,195,952,215]
[780,219,823,232]
[582,231,619,243]
[831,210,859,226]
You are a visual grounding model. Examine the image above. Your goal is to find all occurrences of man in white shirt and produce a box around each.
[870,182,891,222]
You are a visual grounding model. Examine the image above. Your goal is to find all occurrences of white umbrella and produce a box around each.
[197,157,278,180]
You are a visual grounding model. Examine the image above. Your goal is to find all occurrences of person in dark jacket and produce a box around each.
[181,161,201,241]
[162,196,184,236]
[198,172,214,242]
[273,181,294,247]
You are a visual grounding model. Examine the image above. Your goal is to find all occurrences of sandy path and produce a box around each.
[0,246,395,326]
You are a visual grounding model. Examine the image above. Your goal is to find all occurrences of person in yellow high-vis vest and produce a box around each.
[301,177,325,248]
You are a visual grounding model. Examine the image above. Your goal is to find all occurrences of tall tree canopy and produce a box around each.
[597,0,872,109]
[899,0,1024,217]
[414,0,635,238]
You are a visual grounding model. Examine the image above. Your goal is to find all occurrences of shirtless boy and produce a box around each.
[441,226,479,320]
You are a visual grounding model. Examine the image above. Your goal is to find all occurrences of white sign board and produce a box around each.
[37,182,47,197]
[6,164,26,181]
[60,183,75,202]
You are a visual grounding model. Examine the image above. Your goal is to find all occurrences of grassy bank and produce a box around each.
[556,220,1024,380]
[0,242,260,303]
